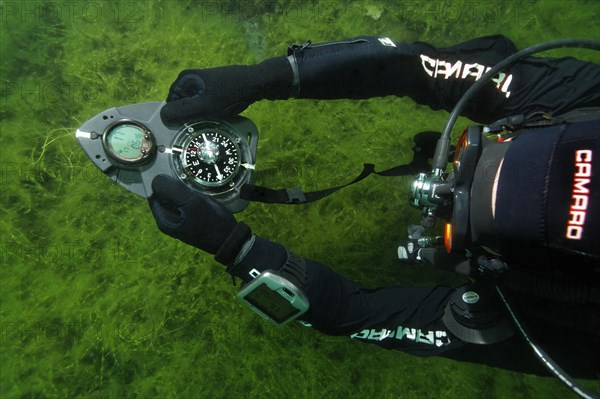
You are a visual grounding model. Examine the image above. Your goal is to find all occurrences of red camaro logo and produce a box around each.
[566,149,593,240]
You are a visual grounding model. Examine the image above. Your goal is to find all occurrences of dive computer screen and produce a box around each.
[244,283,300,323]
[104,122,155,164]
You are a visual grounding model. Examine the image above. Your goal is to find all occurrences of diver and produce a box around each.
[149,35,600,381]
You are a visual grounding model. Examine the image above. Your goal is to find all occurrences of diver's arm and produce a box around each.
[162,35,600,126]
[288,35,600,122]
[148,174,461,355]
[161,35,515,125]
[228,234,464,356]
[160,36,425,125]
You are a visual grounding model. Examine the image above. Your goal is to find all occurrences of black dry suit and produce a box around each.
[221,35,600,376]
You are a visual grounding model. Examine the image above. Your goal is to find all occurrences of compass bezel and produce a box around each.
[171,120,253,197]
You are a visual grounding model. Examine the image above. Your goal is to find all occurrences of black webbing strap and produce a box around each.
[240,162,428,204]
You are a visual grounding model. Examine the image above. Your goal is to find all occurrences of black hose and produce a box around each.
[495,285,599,399]
[432,38,600,171]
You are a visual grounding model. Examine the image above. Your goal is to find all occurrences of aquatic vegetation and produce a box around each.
[1,0,599,398]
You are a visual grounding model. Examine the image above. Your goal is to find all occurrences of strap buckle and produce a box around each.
[285,188,306,204]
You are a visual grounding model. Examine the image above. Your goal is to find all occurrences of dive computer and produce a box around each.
[236,253,310,325]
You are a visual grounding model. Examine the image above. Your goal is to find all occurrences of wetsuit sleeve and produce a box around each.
[412,35,600,120]
[292,35,600,124]
[229,236,463,356]
[408,35,517,123]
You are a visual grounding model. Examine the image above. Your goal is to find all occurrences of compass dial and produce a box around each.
[181,129,240,187]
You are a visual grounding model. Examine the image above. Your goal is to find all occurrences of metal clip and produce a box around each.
[285,187,306,204]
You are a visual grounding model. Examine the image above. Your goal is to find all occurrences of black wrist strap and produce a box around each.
[240,162,428,205]
[214,222,252,265]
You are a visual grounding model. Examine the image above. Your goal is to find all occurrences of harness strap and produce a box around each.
[240,162,428,204]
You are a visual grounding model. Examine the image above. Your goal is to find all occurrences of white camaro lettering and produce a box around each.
[350,326,451,347]
[419,54,513,98]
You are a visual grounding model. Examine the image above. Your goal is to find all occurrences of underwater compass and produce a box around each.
[171,120,256,195]
[76,101,258,213]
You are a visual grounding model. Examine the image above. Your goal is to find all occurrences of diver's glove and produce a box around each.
[148,175,252,263]
[160,57,294,125]
[161,36,421,124]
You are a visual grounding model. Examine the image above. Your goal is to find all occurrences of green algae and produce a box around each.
[1,1,599,398]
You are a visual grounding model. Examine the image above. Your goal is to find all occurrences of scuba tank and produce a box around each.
[408,39,600,399]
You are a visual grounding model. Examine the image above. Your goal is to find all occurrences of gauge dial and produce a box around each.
[104,123,154,164]
[181,129,240,187]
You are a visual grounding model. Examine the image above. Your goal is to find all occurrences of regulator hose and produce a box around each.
[431,38,600,172]
[496,285,599,399]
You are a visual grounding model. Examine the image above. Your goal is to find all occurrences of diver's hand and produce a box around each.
[160,57,294,125]
[148,175,249,256]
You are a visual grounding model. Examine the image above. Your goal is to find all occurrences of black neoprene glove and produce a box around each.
[160,57,294,125]
[148,175,251,262]
[160,37,424,125]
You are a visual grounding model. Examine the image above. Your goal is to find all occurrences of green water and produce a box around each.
[1,0,599,398]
